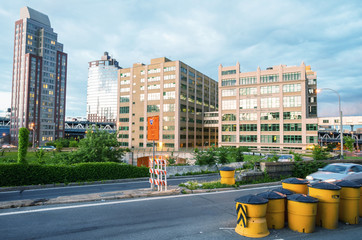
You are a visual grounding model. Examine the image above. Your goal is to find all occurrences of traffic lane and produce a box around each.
[0,174,220,202]
[1,186,362,240]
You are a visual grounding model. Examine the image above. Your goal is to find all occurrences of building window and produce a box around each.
[261,97,280,108]
[181,66,187,74]
[283,112,302,120]
[163,91,175,100]
[240,124,257,131]
[284,123,302,131]
[283,83,301,92]
[307,136,318,143]
[163,104,175,112]
[119,126,129,131]
[261,135,279,143]
[240,99,257,109]
[222,135,236,142]
[309,106,317,115]
[164,82,176,88]
[147,105,160,112]
[308,79,317,85]
[120,95,130,102]
[261,124,280,131]
[260,112,279,120]
[221,79,236,86]
[148,68,161,74]
[222,124,237,132]
[284,135,302,143]
[164,66,176,72]
[140,117,144,122]
[148,92,160,100]
[240,77,256,85]
[222,70,236,75]
[120,87,130,92]
[222,89,236,96]
[164,143,174,147]
[119,142,129,146]
[139,142,144,147]
[119,107,129,114]
[283,96,301,107]
[118,134,129,138]
[261,74,279,83]
[140,126,144,130]
[283,72,301,81]
[222,100,236,110]
[240,87,257,95]
[240,135,257,142]
[240,113,257,121]
[260,85,279,94]
[119,118,129,122]
[148,84,160,90]
[306,124,318,131]
[163,134,175,139]
[163,126,175,130]
[222,114,236,121]
[139,134,144,139]
[163,116,175,122]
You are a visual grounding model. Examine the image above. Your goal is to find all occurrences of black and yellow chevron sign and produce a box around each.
[236,203,247,227]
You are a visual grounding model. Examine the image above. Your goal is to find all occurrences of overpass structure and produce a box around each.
[64,120,116,140]
[318,116,362,132]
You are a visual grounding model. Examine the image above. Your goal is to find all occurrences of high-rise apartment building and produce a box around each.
[117,57,218,151]
[11,7,67,146]
[87,52,120,123]
[218,62,318,150]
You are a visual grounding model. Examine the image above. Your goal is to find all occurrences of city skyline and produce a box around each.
[0,1,362,118]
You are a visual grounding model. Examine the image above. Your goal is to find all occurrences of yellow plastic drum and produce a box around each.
[257,191,286,229]
[220,167,235,185]
[282,178,309,194]
[351,179,362,217]
[235,194,270,238]
[308,182,341,229]
[335,180,361,224]
[272,187,294,223]
[287,194,318,233]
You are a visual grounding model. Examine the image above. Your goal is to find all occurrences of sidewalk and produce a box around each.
[0,181,281,210]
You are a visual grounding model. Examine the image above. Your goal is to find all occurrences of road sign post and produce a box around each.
[148,116,159,191]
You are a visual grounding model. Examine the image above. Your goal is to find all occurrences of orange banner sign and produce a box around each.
[147,116,159,141]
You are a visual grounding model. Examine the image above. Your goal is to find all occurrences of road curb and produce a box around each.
[0,181,281,210]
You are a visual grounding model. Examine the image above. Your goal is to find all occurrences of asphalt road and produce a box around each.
[1,185,362,240]
[0,174,219,202]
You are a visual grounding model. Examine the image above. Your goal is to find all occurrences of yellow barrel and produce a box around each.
[220,167,235,185]
[235,194,270,238]
[272,187,294,223]
[287,194,318,233]
[257,191,286,229]
[335,180,361,224]
[308,182,341,229]
[282,178,309,194]
[351,179,362,217]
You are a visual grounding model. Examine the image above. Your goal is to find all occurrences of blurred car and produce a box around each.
[37,146,56,151]
[1,144,16,149]
[306,163,362,183]
[261,154,293,162]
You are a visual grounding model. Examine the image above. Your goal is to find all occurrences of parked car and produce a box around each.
[37,146,56,151]
[261,154,293,162]
[1,144,16,149]
[306,163,362,183]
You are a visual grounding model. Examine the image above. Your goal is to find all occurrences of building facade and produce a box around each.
[117,57,218,151]
[87,52,120,123]
[10,7,67,146]
[218,62,318,150]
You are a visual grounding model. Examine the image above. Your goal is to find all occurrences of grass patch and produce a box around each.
[174,170,218,176]
[179,180,233,190]
[345,156,362,160]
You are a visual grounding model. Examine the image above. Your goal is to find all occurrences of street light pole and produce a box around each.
[316,88,343,159]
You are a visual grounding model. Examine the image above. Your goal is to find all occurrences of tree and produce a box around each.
[344,136,355,152]
[194,147,217,166]
[71,128,125,163]
[312,145,328,160]
[35,148,45,164]
[217,146,230,164]
[18,127,29,164]
[232,146,244,162]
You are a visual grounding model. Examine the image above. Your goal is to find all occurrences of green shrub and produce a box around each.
[18,127,29,164]
[69,141,78,148]
[293,161,327,178]
[194,148,217,166]
[312,145,328,160]
[0,163,149,187]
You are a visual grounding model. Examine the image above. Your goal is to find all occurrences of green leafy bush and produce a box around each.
[194,148,217,166]
[293,161,327,178]
[18,127,29,164]
[312,145,328,160]
[69,141,78,148]
[0,162,149,187]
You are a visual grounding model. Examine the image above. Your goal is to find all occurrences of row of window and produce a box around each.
[222,96,301,110]
[221,123,316,132]
[222,84,301,97]
[221,135,316,143]
[220,72,302,86]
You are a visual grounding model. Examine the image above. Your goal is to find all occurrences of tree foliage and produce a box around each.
[216,146,230,164]
[18,127,29,164]
[344,136,355,152]
[231,147,245,162]
[70,128,125,163]
[312,145,328,160]
[194,148,217,166]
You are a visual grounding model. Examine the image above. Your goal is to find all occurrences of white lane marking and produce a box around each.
[0,185,277,217]
[0,176,217,194]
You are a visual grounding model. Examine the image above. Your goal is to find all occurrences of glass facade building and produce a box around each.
[87,52,120,122]
[10,7,67,146]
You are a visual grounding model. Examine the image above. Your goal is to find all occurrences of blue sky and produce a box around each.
[0,0,361,118]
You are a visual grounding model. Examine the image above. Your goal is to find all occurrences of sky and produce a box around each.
[0,0,362,118]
